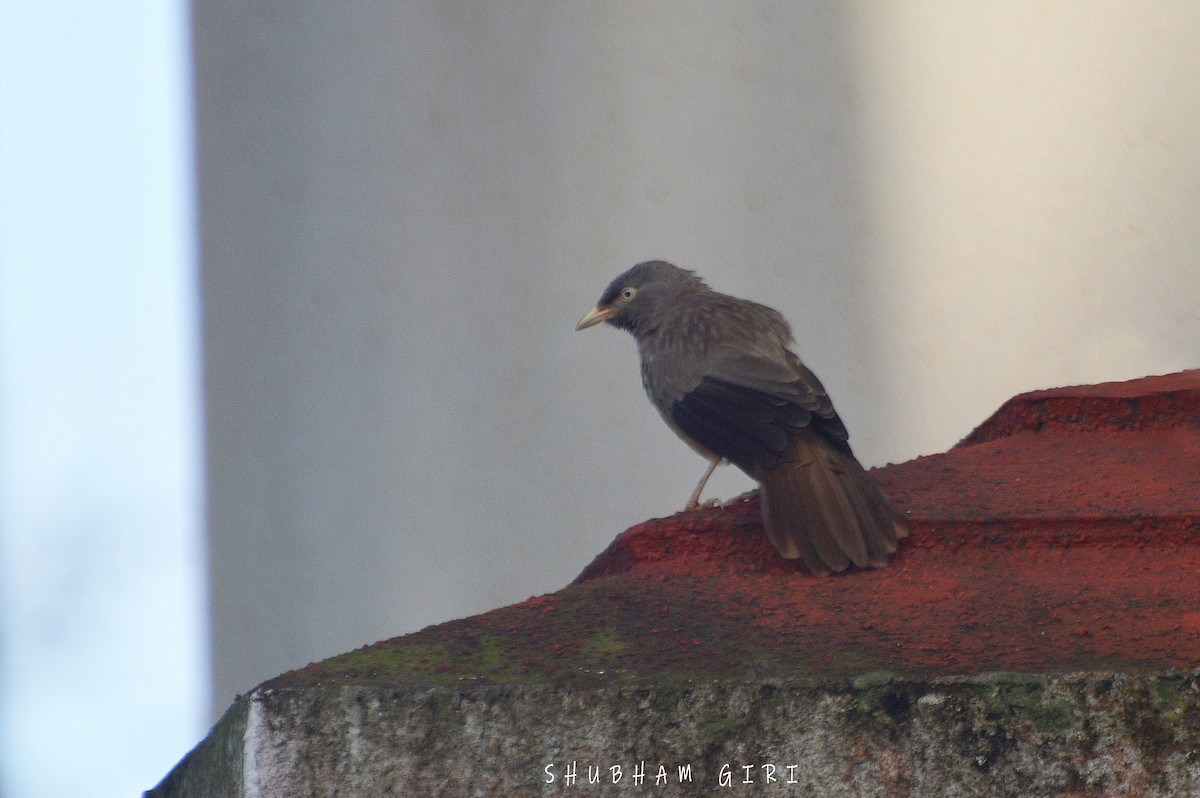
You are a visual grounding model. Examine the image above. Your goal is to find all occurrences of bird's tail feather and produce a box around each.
[757,435,909,576]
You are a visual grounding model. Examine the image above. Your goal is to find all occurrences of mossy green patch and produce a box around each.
[969,672,1082,736]
[645,681,690,716]
[579,627,628,660]
[697,704,744,742]
[830,648,881,675]
[851,671,912,728]
[1149,672,1193,712]
[1121,671,1200,768]
[474,636,510,675]
[308,634,533,685]
[323,641,453,679]
[852,670,898,691]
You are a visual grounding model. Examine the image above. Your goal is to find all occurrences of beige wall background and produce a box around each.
[195,2,1200,714]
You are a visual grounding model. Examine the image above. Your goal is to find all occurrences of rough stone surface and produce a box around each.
[153,671,1200,797]
[148,371,1200,797]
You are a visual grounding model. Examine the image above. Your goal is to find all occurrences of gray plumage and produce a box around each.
[576,260,909,575]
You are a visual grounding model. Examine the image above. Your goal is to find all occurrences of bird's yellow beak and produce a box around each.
[575,305,615,331]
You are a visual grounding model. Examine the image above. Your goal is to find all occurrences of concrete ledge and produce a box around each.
[149,371,1200,796]
[152,670,1200,797]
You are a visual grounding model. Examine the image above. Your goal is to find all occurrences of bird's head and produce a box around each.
[575,260,705,337]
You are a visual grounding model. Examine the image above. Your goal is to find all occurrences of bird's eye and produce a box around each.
[621,287,637,301]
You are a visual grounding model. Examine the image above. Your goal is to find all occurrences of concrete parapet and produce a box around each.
[150,371,1200,796]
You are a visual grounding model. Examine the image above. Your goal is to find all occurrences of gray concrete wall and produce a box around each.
[151,672,1200,798]
[194,2,1200,714]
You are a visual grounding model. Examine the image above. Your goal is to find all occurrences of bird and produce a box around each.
[576,260,909,575]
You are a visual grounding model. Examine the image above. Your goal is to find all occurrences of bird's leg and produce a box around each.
[685,457,723,510]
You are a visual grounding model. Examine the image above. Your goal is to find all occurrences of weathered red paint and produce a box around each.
[568,370,1200,675]
[275,371,1200,687]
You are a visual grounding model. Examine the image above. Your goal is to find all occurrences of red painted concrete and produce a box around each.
[566,370,1200,675]
[286,371,1200,686]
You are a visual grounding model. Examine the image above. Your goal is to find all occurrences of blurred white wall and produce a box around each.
[194,2,1200,715]
[850,3,1200,458]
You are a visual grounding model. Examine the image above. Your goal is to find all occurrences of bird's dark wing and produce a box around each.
[667,351,850,475]
[674,349,907,574]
